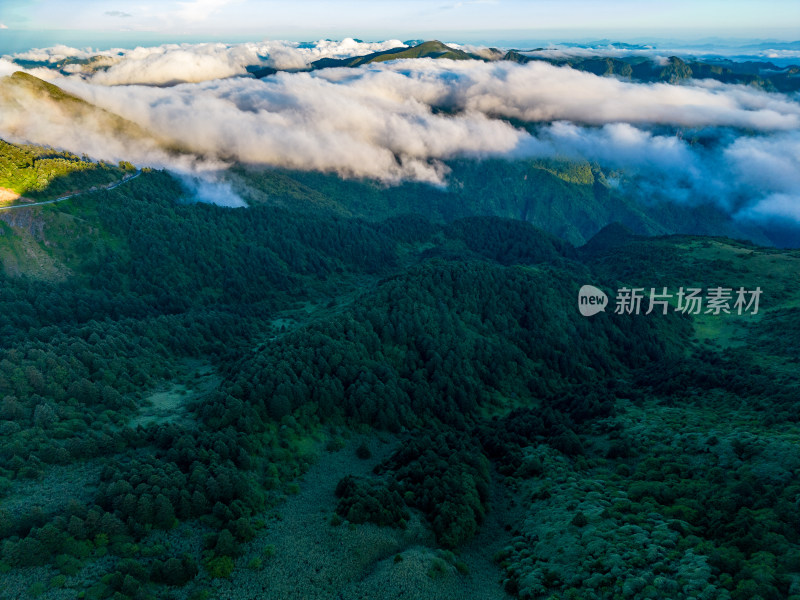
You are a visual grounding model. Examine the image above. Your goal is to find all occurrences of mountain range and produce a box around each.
[249,40,800,92]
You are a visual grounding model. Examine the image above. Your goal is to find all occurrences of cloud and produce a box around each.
[179,174,247,207]
[358,59,800,131]
[0,23,8,29]
[0,57,238,206]
[9,44,116,64]
[2,41,800,222]
[90,43,260,85]
[104,10,133,18]
[55,71,521,182]
[0,59,18,77]
[738,194,800,223]
[724,132,800,194]
[6,39,408,85]
[521,122,698,173]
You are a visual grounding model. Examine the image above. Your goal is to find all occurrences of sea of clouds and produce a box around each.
[0,39,798,223]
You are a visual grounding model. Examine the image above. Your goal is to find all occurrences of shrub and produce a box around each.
[355,442,372,459]
[334,476,409,527]
[206,555,234,579]
[571,512,589,527]
[427,557,448,579]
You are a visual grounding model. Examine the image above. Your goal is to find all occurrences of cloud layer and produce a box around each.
[7,39,409,85]
[1,40,799,222]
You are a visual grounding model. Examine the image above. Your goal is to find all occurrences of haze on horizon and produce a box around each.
[1,0,799,53]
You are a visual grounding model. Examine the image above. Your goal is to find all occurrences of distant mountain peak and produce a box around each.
[0,71,164,148]
[5,71,86,104]
[297,41,475,74]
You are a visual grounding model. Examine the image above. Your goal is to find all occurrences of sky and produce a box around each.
[1,0,799,52]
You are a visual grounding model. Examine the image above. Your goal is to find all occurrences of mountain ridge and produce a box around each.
[250,39,800,92]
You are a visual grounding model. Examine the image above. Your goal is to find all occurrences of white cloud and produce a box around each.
[179,174,247,207]
[9,44,115,64]
[3,41,800,222]
[725,132,800,194]
[55,72,521,182]
[0,24,8,30]
[0,58,19,77]
[90,43,256,85]
[736,193,800,223]
[6,39,409,85]
[352,59,800,131]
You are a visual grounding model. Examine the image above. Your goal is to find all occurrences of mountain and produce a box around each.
[0,72,197,170]
[0,72,156,142]
[254,39,800,92]
[250,40,482,77]
[9,54,119,77]
[0,139,133,202]
[308,40,476,70]
[561,40,656,50]
[507,50,800,91]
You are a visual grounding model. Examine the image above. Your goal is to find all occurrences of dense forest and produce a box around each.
[0,140,799,599]
[229,156,782,248]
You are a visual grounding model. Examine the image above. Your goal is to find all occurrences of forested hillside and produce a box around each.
[0,140,133,203]
[230,158,776,247]
[0,139,798,600]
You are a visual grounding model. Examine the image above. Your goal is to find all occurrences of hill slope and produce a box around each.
[0,72,157,143]
[229,158,777,247]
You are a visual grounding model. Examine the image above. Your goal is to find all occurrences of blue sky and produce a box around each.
[1,0,799,51]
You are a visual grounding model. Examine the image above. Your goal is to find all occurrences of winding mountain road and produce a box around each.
[0,170,141,211]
